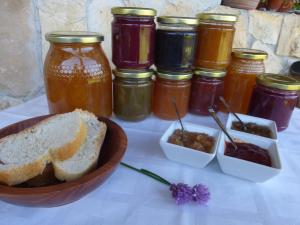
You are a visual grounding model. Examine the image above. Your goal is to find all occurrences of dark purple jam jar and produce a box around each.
[111,7,156,69]
[248,74,300,131]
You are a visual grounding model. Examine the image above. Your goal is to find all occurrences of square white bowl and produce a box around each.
[217,131,281,182]
[226,113,278,141]
[160,121,221,168]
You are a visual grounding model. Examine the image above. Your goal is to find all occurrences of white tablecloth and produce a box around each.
[1,95,300,225]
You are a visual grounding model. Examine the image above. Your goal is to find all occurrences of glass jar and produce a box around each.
[223,49,268,114]
[194,13,237,70]
[155,16,198,71]
[248,74,300,131]
[153,71,192,120]
[111,7,156,69]
[189,68,225,115]
[113,70,153,121]
[44,31,112,117]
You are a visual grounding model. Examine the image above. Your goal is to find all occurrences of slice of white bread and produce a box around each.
[0,110,87,186]
[53,111,107,181]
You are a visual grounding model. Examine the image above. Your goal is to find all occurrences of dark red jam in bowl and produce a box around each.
[111,7,156,69]
[225,142,272,167]
[248,74,300,131]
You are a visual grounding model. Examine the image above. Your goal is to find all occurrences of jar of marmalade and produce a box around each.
[44,31,112,117]
[113,70,153,121]
[223,49,268,114]
[189,68,225,115]
[153,71,192,120]
[194,13,237,70]
[248,74,300,131]
[111,7,156,69]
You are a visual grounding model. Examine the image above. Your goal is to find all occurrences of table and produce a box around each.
[1,95,300,225]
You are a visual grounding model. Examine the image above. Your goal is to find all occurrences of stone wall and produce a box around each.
[0,0,299,110]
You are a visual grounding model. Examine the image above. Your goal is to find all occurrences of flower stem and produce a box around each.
[120,162,171,186]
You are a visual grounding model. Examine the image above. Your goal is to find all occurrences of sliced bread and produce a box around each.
[53,111,107,181]
[0,110,87,186]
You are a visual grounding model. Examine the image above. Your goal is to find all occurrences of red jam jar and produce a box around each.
[153,71,192,120]
[189,68,225,115]
[248,74,300,131]
[111,7,156,69]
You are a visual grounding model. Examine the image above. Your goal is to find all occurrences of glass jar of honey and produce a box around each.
[189,68,225,115]
[153,71,192,120]
[111,7,156,69]
[44,31,112,117]
[194,13,237,70]
[113,69,153,121]
[223,49,268,114]
[248,74,300,131]
[155,16,198,72]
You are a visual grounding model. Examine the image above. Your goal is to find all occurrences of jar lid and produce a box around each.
[156,71,193,80]
[157,16,199,25]
[197,13,237,22]
[194,68,226,78]
[45,31,104,43]
[233,49,268,60]
[113,69,153,79]
[111,7,156,16]
[257,74,300,91]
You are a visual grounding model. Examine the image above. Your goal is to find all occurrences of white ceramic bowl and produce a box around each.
[226,113,278,141]
[217,131,281,182]
[160,121,221,168]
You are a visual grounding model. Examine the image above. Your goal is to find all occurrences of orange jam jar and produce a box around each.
[153,71,192,120]
[223,49,268,114]
[44,31,112,117]
[194,13,237,70]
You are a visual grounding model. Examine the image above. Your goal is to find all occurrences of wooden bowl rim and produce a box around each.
[0,115,127,195]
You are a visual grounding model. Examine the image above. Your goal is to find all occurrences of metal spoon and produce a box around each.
[208,106,238,150]
[219,96,248,131]
[171,97,185,141]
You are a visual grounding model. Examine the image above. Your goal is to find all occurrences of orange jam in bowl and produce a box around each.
[44,31,112,117]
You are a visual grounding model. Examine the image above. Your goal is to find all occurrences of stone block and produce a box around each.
[0,96,23,110]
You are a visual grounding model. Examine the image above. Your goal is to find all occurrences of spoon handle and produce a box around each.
[171,97,184,132]
[208,107,238,150]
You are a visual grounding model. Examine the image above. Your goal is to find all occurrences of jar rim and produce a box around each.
[111,7,156,16]
[197,13,237,22]
[45,31,104,43]
[156,71,192,80]
[193,68,226,78]
[233,48,268,60]
[113,69,153,79]
[157,16,199,25]
[257,74,300,91]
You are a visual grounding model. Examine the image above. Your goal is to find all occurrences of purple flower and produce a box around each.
[192,184,210,205]
[170,183,193,204]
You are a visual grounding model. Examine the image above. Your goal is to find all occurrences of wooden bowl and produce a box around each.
[222,0,260,10]
[0,115,127,207]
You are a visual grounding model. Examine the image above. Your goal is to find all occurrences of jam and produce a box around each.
[194,13,237,70]
[189,69,225,115]
[155,17,198,71]
[231,122,272,138]
[225,142,272,167]
[223,49,267,114]
[248,74,300,131]
[113,70,153,121]
[168,129,214,153]
[153,72,192,120]
[111,7,156,69]
[44,32,112,117]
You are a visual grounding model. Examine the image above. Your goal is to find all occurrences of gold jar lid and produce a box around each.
[45,31,104,43]
[197,13,237,22]
[257,74,300,91]
[157,16,199,25]
[233,49,268,60]
[111,7,156,16]
[194,68,226,78]
[113,69,153,79]
[156,71,193,80]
